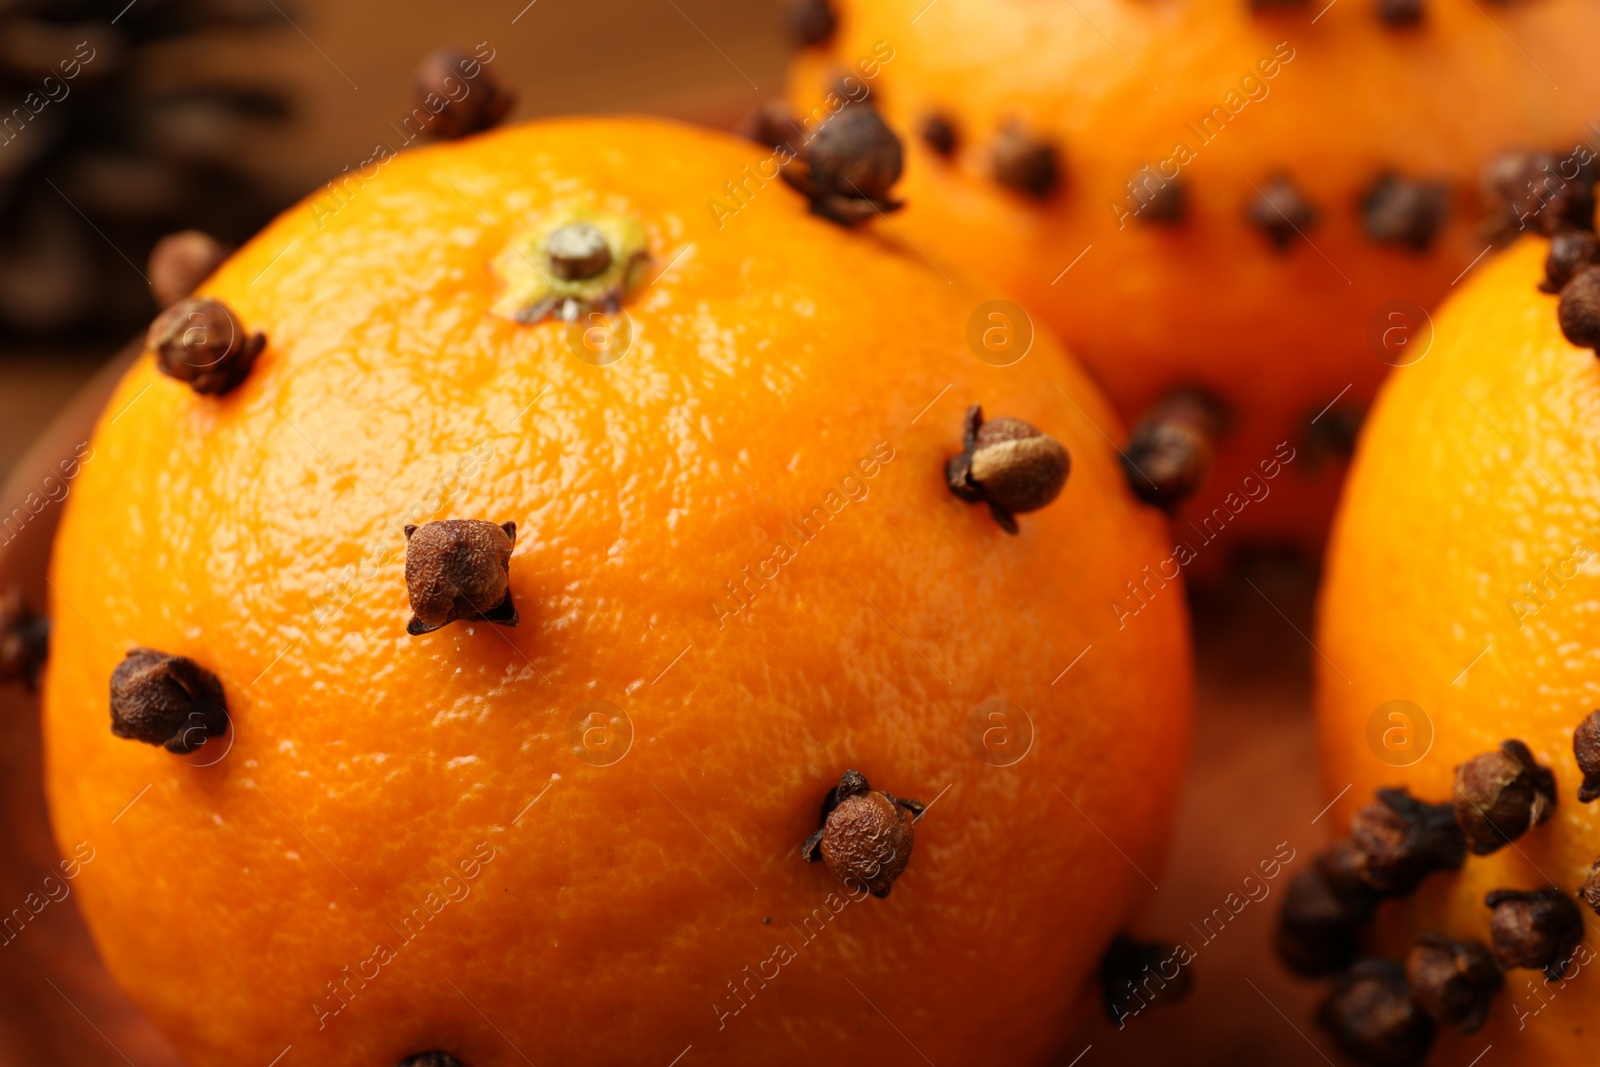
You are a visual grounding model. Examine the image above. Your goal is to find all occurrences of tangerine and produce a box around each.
[1315,233,1600,1063]
[43,117,1192,1066]
[785,0,1600,564]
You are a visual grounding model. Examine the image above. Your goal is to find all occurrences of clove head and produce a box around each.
[1277,847,1382,976]
[413,49,514,140]
[147,297,266,397]
[1558,267,1600,351]
[1121,390,1227,508]
[1481,150,1597,243]
[1452,739,1556,855]
[920,112,959,158]
[1541,230,1599,294]
[801,770,923,898]
[404,520,519,635]
[1361,173,1447,251]
[1247,174,1318,251]
[1318,959,1436,1067]
[109,648,229,754]
[1347,787,1466,896]
[1574,709,1600,801]
[1485,888,1584,980]
[991,124,1060,199]
[1579,858,1600,915]
[148,230,232,309]
[1099,933,1192,1025]
[1375,0,1425,26]
[781,105,904,227]
[0,586,48,689]
[946,404,1069,534]
[785,0,837,46]
[1405,934,1502,1034]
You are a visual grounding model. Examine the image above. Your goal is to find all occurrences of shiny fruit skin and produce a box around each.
[44,117,1192,1067]
[789,0,1600,566]
[1318,237,1600,1064]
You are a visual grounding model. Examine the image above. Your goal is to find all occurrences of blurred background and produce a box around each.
[0,0,792,485]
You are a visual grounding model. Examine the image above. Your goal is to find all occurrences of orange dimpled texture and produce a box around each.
[786,0,1600,564]
[1318,236,1600,1064]
[43,117,1191,1066]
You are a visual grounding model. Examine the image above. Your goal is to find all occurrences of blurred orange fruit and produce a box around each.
[43,117,1192,1066]
[1318,235,1600,1062]
[787,0,1600,565]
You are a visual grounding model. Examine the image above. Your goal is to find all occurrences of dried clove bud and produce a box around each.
[1318,959,1436,1067]
[1453,739,1556,854]
[830,72,875,106]
[1248,174,1318,250]
[1138,179,1188,226]
[946,404,1070,534]
[414,49,514,140]
[1347,788,1466,896]
[491,211,650,325]
[1304,404,1365,468]
[1405,934,1502,1034]
[1099,933,1193,1025]
[781,105,904,226]
[1376,0,1424,26]
[1576,710,1600,802]
[545,223,613,281]
[147,297,265,397]
[398,1054,463,1067]
[109,648,229,754]
[1540,230,1598,294]
[1485,888,1584,979]
[1277,848,1382,977]
[991,123,1061,199]
[148,230,232,309]
[739,100,801,153]
[1559,267,1600,351]
[1362,173,1448,251]
[1481,150,1598,244]
[1579,859,1600,914]
[920,112,959,158]
[0,586,48,688]
[404,520,519,636]
[801,769,923,898]
[1121,389,1228,507]
[785,0,837,46]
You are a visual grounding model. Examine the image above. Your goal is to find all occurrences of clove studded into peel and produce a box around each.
[490,208,650,325]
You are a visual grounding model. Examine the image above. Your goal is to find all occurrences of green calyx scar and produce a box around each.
[490,208,651,325]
